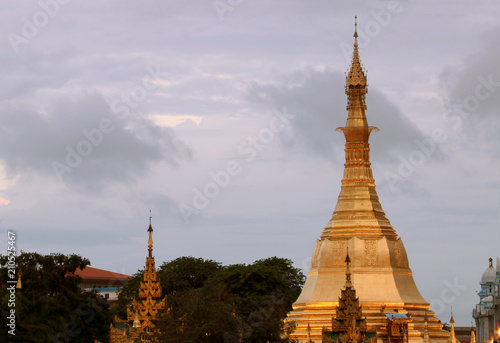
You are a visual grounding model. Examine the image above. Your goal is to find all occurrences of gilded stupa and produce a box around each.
[286,19,450,343]
[110,216,167,343]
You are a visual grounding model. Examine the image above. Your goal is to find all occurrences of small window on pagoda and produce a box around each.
[105,293,109,299]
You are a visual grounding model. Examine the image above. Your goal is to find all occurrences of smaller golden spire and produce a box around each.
[133,310,141,329]
[449,309,456,343]
[135,212,166,332]
[470,324,476,343]
[16,265,22,293]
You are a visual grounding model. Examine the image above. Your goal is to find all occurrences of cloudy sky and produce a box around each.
[1,0,499,325]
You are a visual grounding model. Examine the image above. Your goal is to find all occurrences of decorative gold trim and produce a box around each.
[333,240,347,266]
[364,240,377,266]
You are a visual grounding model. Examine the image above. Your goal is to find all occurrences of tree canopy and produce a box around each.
[0,252,112,343]
[116,255,305,342]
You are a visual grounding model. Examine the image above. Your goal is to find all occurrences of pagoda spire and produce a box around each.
[338,16,376,144]
[128,214,166,332]
[324,16,392,239]
[324,251,376,343]
[449,311,456,343]
[343,15,370,131]
[470,325,476,343]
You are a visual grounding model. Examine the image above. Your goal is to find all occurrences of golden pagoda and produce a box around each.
[110,216,167,343]
[286,18,451,343]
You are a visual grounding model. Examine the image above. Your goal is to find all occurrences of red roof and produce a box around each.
[74,266,130,286]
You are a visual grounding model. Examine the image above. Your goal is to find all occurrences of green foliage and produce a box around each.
[213,257,304,342]
[157,256,222,293]
[111,270,143,319]
[155,282,238,342]
[216,257,305,318]
[113,255,304,342]
[0,252,112,343]
[112,256,222,320]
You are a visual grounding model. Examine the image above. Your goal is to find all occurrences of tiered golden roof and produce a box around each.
[110,217,167,343]
[322,253,376,343]
[128,220,166,331]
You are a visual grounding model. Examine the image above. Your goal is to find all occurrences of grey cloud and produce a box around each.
[0,48,79,101]
[440,27,500,148]
[0,93,191,192]
[244,68,434,163]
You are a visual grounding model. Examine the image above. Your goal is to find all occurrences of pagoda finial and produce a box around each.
[470,324,476,343]
[346,16,367,89]
[148,210,153,258]
[345,248,353,288]
[354,15,358,39]
[338,16,377,143]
